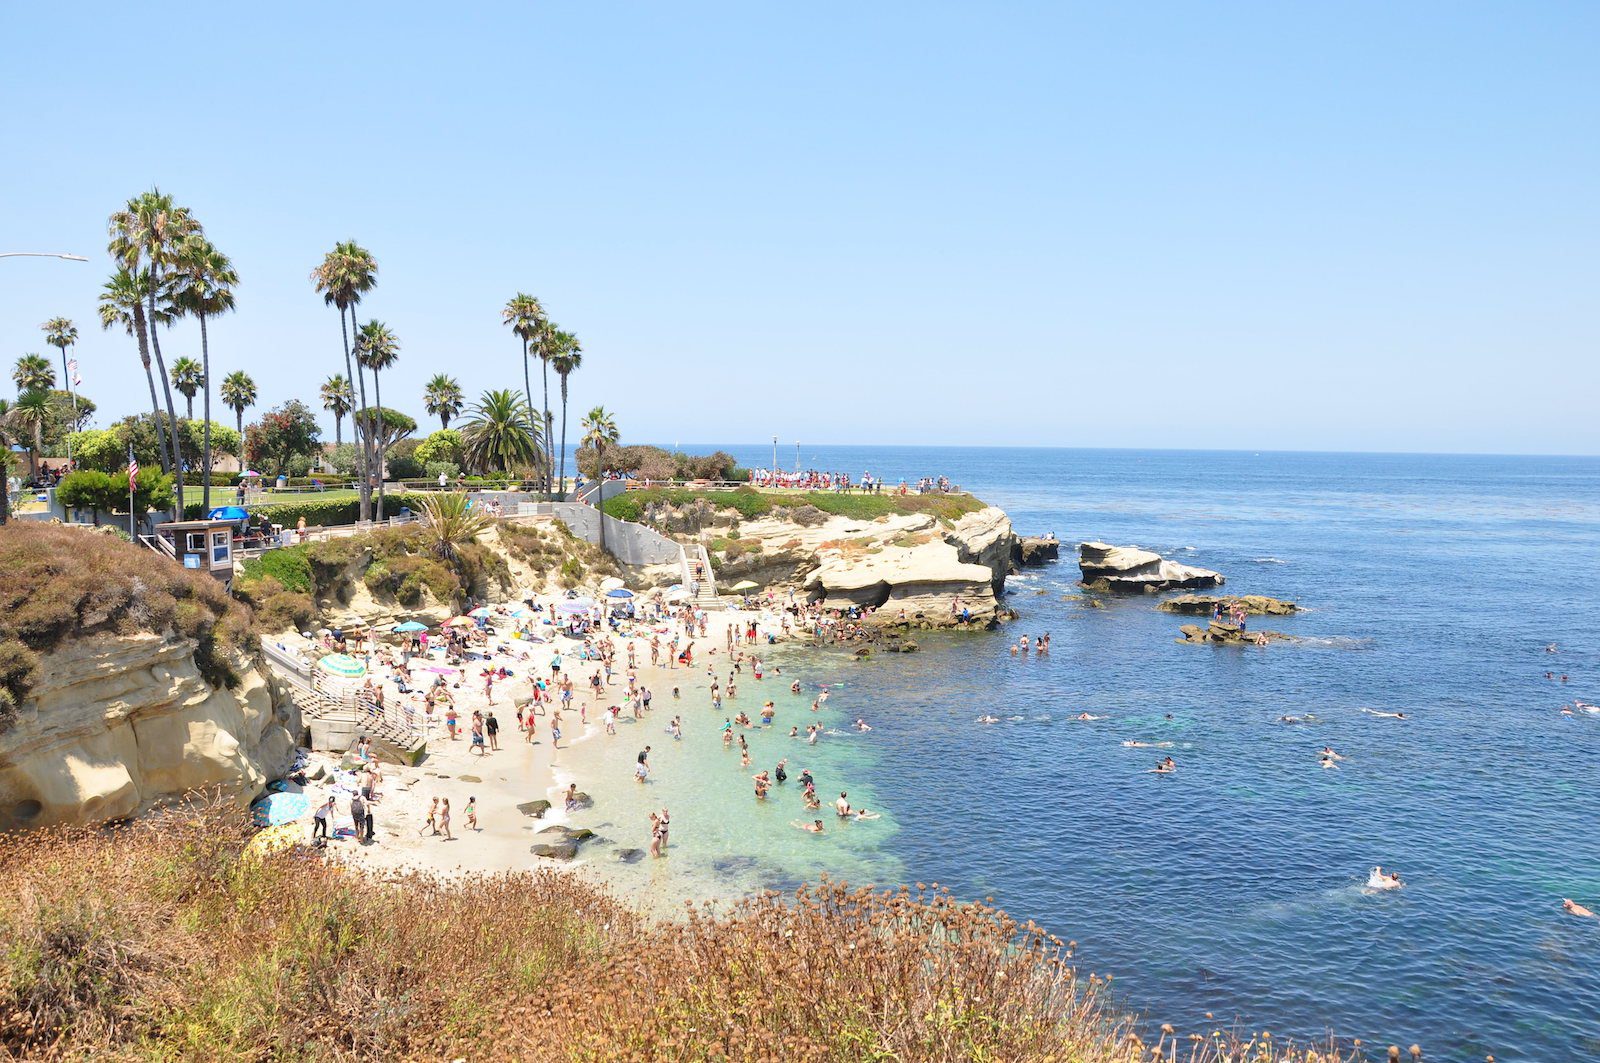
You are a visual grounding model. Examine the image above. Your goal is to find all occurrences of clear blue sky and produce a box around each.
[3,3,1597,455]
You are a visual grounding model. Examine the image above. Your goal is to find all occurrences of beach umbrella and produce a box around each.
[392,621,429,633]
[730,580,759,592]
[244,822,304,860]
[240,470,261,478]
[556,600,594,615]
[446,616,476,627]
[206,505,250,521]
[599,576,625,592]
[468,607,492,618]
[664,586,692,602]
[317,653,367,679]
[510,608,536,618]
[605,588,635,599]
[250,791,310,826]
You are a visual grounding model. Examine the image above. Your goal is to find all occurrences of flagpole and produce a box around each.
[127,442,136,539]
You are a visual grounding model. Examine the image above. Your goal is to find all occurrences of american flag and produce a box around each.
[128,457,139,490]
[67,359,81,387]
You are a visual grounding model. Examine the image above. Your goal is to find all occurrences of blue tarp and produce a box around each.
[207,506,250,521]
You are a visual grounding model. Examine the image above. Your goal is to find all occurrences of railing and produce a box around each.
[259,640,426,750]
[138,533,176,559]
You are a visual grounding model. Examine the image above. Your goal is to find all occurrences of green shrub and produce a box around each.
[238,546,313,595]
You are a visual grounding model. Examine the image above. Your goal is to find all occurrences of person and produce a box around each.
[835,791,851,817]
[792,819,824,834]
[853,718,871,732]
[636,745,651,782]
[775,759,788,784]
[445,706,459,739]
[363,800,376,843]
[423,797,439,836]
[486,711,500,751]
[312,796,334,842]
[1563,898,1596,918]
[1368,866,1403,890]
[853,808,880,820]
[1361,709,1408,720]
[1320,746,1344,764]
[565,783,581,813]
[439,798,453,840]
[350,793,367,843]
[1150,758,1176,774]
[465,796,478,832]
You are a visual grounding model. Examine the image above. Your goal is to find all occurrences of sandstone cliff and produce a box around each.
[0,634,298,831]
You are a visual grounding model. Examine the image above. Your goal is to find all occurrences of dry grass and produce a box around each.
[0,808,1358,1062]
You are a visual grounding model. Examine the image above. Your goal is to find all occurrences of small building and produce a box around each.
[152,518,238,586]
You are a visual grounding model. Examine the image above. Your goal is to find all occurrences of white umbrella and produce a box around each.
[664,586,692,602]
[599,576,625,592]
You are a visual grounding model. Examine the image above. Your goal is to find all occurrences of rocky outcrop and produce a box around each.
[1014,535,1060,567]
[0,633,299,831]
[802,507,1016,628]
[1079,542,1224,594]
[1177,621,1293,646]
[531,824,597,861]
[1158,594,1299,616]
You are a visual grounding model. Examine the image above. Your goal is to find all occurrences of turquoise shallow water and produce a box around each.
[569,446,1600,1058]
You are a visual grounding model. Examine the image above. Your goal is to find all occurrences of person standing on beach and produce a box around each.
[424,797,438,836]
[439,799,453,840]
[636,745,652,782]
[350,793,366,843]
[465,796,478,832]
[312,796,334,842]
[486,711,500,751]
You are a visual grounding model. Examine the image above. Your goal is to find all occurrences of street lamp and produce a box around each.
[0,252,88,261]
[0,250,86,525]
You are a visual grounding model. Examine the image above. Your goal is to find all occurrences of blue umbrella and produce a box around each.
[392,621,429,633]
[207,506,250,521]
[605,588,635,599]
[251,791,310,826]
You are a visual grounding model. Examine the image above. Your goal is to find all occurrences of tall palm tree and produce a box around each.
[220,370,257,439]
[169,357,204,418]
[11,354,54,393]
[461,389,542,476]
[532,323,565,498]
[423,373,464,429]
[170,236,237,512]
[548,329,583,499]
[580,405,619,555]
[99,267,175,484]
[501,293,545,491]
[10,390,52,478]
[40,318,79,459]
[312,241,378,518]
[320,374,354,446]
[109,189,199,502]
[355,320,400,510]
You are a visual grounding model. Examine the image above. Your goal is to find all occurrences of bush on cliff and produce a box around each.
[0,809,1221,1062]
[0,524,252,723]
[606,487,986,527]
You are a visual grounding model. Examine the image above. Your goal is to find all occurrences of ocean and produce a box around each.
[567,445,1600,1058]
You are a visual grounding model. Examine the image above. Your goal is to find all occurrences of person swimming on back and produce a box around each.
[1361,709,1407,719]
[1563,898,1596,918]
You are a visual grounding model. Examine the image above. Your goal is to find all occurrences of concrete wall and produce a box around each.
[526,501,683,567]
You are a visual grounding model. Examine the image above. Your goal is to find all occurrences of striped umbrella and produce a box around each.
[317,653,367,678]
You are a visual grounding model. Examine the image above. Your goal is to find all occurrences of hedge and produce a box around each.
[184,492,432,527]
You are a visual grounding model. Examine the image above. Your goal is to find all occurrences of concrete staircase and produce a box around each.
[260,641,428,765]
[682,543,724,610]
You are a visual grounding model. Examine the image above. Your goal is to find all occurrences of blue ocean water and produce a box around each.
[662,445,1600,1059]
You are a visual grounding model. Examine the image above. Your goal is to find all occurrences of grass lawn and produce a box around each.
[182,486,360,508]
[604,487,985,525]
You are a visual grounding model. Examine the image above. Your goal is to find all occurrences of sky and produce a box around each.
[2,3,1597,456]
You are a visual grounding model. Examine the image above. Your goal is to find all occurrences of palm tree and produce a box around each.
[355,320,400,509]
[10,390,52,478]
[549,329,583,499]
[220,370,257,439]
[312,241,379,519]
[417,491,493,564]
[169,357,204,418]
[580,405,619,555]
[12,354,54,393]
[170,236,237,512]
[109,189,199,503]
[532,324,566,498]
[423,373,464,429]
[40,318,79,456]
[99,267,176,485]
[0,398,12,523]
[461,389,542,476]
[320,375,354,446]
[501,293,546,490]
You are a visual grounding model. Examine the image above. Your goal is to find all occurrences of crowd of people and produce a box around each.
[745,468,960,495]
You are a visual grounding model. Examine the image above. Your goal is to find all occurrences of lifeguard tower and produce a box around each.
[150,517,238,586]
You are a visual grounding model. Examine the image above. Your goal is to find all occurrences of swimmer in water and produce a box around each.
[853,718,871,731]
[853,808,881,820]
[792,819,824,834]
[1563,898,1596,918]
[1121,740,1174,748]
[1075,712,1105,721]
[977,715,1000,724]
[1149,757,1176,775]
[791,680,802,694]
[1367,866,1403,891]
[1319,746,1345,768]
[1361,709,1407,719]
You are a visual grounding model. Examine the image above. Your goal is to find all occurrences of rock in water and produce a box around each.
[1177,621,1293,645]
[1014,535,1060,567]
[1078,541,1224,593]
[1158,594,1298,616]
[517,800,551,819]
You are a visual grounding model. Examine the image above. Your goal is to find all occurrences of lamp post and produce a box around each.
[1,251,86,525]
[794,441,800,474]
[0,252,89,261]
